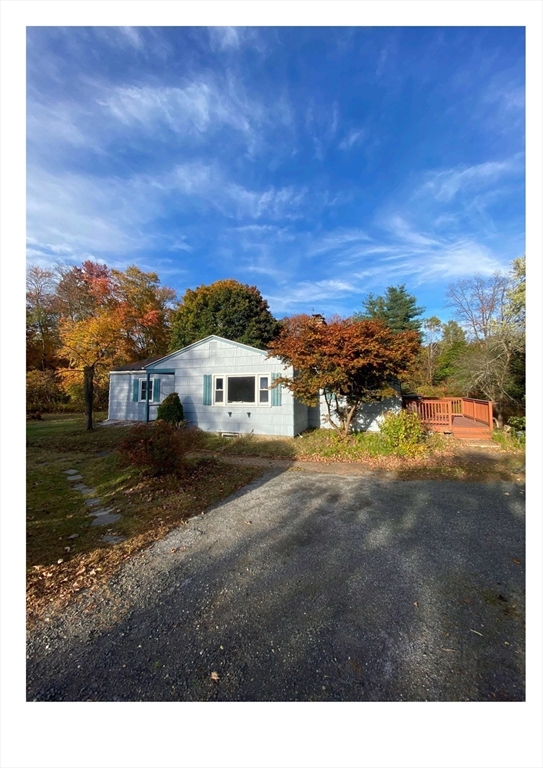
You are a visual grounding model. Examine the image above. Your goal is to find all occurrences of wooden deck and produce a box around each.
[403,397,493,439]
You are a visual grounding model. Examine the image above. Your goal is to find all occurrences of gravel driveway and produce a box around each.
[27,469,525,701]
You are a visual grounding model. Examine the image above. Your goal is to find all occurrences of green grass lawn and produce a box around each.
[27,414,263,620]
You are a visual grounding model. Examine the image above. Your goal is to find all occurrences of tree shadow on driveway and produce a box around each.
[27,469,525,702]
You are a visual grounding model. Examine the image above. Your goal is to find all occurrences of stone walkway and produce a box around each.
[63,469,125,544]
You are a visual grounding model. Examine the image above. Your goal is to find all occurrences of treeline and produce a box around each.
[27,256,525,427]
[26,266,279,415]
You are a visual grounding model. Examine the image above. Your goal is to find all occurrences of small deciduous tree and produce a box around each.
[445,266,525,427]
[267,314,419,434]
[58,310,126,430]
[26,266,58,371]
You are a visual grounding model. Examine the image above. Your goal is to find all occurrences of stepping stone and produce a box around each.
[91,513,121,527]
[67,474,83,482]
[64,469,79,475]
[89,507,114,517]
[84,498,100,508]
[72,483,91,493]
[101,534,125,544]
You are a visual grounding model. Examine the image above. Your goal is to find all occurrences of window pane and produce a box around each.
[216,378,223,390]
[215,390,223,403]
[260,376,268,389]
[259,389,269,403]
[227,376,255,403]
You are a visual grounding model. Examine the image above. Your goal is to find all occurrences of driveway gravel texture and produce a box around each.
[27,469,525,701]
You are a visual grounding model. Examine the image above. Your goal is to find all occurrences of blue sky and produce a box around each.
[26,26,525,322]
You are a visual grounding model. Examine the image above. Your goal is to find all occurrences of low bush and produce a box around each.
[157,392,184,426]
[119,421,203,476]
[493,428,525,450]
[379,409,426,456]
[507,415,526,432]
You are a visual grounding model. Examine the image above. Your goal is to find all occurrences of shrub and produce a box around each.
[26,370,65,413]
[507,415,526,432]
[157,392,184,426]
[119,420,203,476]
[379,409,426,456]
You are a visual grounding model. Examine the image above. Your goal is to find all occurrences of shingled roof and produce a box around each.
[110,356,164,372]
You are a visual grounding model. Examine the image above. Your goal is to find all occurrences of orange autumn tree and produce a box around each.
[111,266,176,360]
[267,314,420,434]
[55,262,176,429]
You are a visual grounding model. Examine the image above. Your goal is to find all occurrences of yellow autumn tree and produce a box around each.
[58,308,127,429]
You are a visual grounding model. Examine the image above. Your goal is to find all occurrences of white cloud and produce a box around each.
[384,215,441,246]
[119,27,144,50]
[97,77,271,155]
[307,228,372,257]
[267,278,358,313]
[168,238,193,253]
[339,129,364,151]
[208,26,241,50]
[26,159,310,270]
[421,155,523,202]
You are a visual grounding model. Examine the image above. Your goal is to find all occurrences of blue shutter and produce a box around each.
[271,373,282,406]
[152,378,161,402]
[203,374,212,406]
[132,379,139,402]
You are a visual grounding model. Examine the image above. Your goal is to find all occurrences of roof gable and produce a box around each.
[144,335,269,369]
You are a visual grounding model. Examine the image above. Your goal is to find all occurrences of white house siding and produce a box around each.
[315,388,402,432]
[108,338,402,434]
[144,338,300,437]
[108,372,174,421]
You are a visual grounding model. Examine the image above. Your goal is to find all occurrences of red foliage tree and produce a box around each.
[267,314,420,434]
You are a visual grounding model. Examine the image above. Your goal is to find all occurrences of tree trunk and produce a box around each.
[83,365,94,431]
[494,404,504,430]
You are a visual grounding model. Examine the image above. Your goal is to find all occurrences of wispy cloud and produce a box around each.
[26,159,310,267]
[421,155,523,202]
[208,26,241,50]
[339,129,364,151]
[100,79,265,149]
[307,228,372,257]
[118,27,145,50]
[383,215,441,246]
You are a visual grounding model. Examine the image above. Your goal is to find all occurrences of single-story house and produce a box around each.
[107,335,401,436]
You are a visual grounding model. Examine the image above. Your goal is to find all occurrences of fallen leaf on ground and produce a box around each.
[413,601,418,607]
[210,671,220,682]
[512,558,521,564]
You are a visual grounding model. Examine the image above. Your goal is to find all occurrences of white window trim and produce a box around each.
[213,373,272,407]
[139,377,156,402]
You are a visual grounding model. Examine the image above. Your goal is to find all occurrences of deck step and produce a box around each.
[453,432,492,438]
